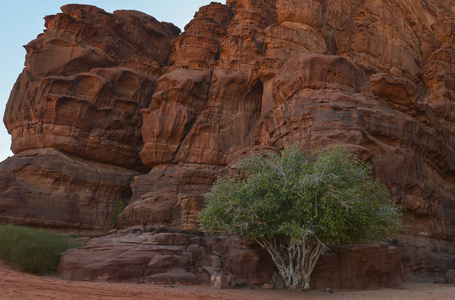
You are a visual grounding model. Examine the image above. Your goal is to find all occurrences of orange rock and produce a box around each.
[2,0,455,287]
[370,73,417,107]
[5,5,179,171]
[170,3,233,70]
[0,149,138,230]
[118,164,220,229]
[272,53,369,106]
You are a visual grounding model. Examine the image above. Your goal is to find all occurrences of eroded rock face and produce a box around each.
[59,231,202,283]
[4,4,179,170]
[6,67,155,171]
[3,0,455,287]
[59,230,402,289]
[119,164,221,230]
[60,230,269,284]
[1,5,179,230]
[311,242,404,289]
[0,149,138,230]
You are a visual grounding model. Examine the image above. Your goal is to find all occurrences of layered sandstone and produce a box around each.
[1,5,179,231]
[59,229,402,289]
[118,164,221,230]
[0,149,138,230]
[5,4,179,171]
[2,0,455,287]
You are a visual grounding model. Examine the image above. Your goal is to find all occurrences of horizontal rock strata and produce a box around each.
[0,149,138,230]
[2,0,455,287]
[59,230,402,289]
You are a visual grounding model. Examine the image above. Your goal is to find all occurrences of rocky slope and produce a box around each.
[2,0,455,288]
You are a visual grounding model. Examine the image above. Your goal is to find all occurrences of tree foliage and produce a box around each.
[199,144,402,289]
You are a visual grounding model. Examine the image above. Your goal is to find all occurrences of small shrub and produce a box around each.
[111,196,126,222]
[0,224,80,274]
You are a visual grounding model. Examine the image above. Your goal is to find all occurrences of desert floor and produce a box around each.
[1,264,455,300]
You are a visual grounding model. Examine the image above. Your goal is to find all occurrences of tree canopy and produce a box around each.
[199,144,402,289]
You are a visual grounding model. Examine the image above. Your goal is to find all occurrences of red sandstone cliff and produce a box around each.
[2,0,455,288]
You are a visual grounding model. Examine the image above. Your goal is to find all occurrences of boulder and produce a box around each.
[58,232,202,284]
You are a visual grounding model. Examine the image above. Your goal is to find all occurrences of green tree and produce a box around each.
[199,144,402,290]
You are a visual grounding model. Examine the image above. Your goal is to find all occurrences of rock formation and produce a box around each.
[59,227,403,289]
[2,0,455,288]
[0,149,138,230]
[59,229,275,286]
[1,5,179,231]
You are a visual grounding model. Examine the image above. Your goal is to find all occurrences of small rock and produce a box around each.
[289,285,298,289]
[263,283,275,289]
[203,265,216,275]
[325,288,334,293]
[211,273,234,289]
[211,255,221,272]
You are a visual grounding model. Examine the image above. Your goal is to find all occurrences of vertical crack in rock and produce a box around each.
[172,66,215,163]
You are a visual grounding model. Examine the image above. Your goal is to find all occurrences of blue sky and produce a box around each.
[0,0,213,162]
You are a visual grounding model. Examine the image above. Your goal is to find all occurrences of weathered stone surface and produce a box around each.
[119,164,220,229]
[211,255,222,272]
[1,5,179,230]
[140,1,265,168]
[329,0,425,79]
[211,273,235,289]
[398,235,455,281]
[4,5,179,171]
[272,53,369,106]
[59,231,271,285]
[170,3,233,70]
[6,67,155,171]
[370,73,417,106]
[0,149,138,230]
[4,0,455,288]
[259,0,327,82]
[445,269,455,284]
[140,69,212,167]
[205,236,275,286]
[311,243,403,289]
[25,5,179,79]
[59,232,403,289]
[59,232,200,283]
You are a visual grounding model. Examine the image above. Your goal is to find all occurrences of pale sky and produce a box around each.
[0,0,213,162]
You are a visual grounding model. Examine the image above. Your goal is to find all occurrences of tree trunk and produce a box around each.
[303,273,311,291]
[256,237,325,290]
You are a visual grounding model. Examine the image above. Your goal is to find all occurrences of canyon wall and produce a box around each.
[2,0,455,287]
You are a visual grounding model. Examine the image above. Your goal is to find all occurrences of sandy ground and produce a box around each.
[1,264,455,300]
